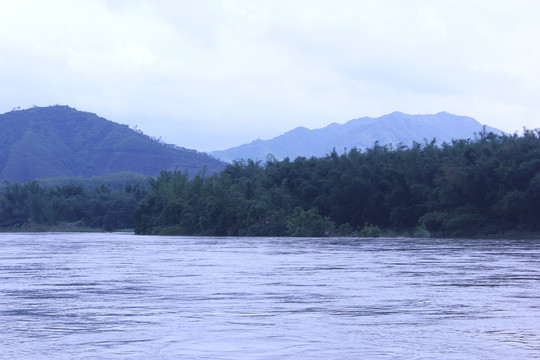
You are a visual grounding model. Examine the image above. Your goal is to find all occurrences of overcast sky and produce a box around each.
[1,0,539,151]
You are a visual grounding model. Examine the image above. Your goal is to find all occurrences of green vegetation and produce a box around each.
[0,105,225,182]
[3,129,540,238]
[34,172,151,191]
[133,130,540,238]
[0,180,147,232]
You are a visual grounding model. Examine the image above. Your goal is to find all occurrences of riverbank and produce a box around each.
[0,221,134,233]
[3,223,539,240]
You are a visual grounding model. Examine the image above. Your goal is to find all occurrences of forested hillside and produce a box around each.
[134,130,540,238]
[0,105,225,181]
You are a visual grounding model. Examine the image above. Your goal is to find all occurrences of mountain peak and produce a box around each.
[0,106,225,181]
[211,112,505,162]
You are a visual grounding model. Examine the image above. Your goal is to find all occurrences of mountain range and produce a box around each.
[1,107,507,182]
[211,111,504,162]
[0,106,225,182]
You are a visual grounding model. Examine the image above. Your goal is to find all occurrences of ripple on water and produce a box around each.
[0,233,539,360]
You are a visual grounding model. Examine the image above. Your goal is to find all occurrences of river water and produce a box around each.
[0,233,539,359]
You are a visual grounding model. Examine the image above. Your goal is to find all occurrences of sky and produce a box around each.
[1,0,539,152]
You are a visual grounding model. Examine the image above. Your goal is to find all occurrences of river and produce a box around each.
[1,233,539,359]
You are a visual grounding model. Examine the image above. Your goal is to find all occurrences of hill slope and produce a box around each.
[211,112,504,162]
[0,106,225,181]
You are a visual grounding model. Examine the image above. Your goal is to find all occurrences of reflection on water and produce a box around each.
[1,233,539,359]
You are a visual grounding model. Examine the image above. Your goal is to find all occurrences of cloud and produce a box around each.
[1,0,539,151]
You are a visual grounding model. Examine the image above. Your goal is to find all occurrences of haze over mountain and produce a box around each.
[0,106,225,182]
[211,112,505,162]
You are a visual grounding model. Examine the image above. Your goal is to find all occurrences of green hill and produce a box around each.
[0,105,225,181]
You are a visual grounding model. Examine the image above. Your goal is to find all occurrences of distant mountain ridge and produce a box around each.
[211,112,504,162]
[0,106,225,181]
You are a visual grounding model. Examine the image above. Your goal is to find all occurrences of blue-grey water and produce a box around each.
[0,233,539,359]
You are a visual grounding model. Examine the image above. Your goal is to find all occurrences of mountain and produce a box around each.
[0,105,225,181]
[211,112,505,162]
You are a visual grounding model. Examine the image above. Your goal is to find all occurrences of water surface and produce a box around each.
[1,233,539,359]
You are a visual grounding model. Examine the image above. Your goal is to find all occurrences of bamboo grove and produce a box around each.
[133,130,540,237]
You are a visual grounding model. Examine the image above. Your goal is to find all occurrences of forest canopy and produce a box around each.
[0,175,148,232]
[2,130,539,237]
[131,130,540,238]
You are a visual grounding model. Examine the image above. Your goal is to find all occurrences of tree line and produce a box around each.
[133,130,540,237]
[0,181,147,231]
[2,130,539,237]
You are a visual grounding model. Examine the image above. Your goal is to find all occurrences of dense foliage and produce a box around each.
[133,130,540,237]
[0,181,147,232]
[34,172,151,191]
